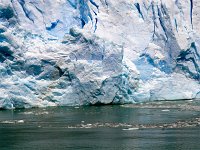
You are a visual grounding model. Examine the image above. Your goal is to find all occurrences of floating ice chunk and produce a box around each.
[1,121,15,124]
[17,120,24,123]
[162,109,170,112]
[21,112,34,115]
[122,128,139,131]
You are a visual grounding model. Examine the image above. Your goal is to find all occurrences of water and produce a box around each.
[0,101,200,150]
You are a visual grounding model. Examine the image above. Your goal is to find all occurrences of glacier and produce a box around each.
[0,0,199,109]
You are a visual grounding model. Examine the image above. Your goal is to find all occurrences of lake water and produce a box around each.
[0,101,200,150]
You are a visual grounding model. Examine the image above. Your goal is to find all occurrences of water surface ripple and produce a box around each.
[0,100,200,150]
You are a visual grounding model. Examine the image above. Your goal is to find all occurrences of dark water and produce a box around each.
[0,101,200,150]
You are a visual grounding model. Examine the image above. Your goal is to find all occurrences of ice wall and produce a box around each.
[0,0,199,109]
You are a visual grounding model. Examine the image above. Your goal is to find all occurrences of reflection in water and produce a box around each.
[0,101,200,150]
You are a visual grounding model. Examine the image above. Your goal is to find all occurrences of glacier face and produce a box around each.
[0,0,200,109]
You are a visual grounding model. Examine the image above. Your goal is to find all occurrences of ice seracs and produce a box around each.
[0,0,199,109]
